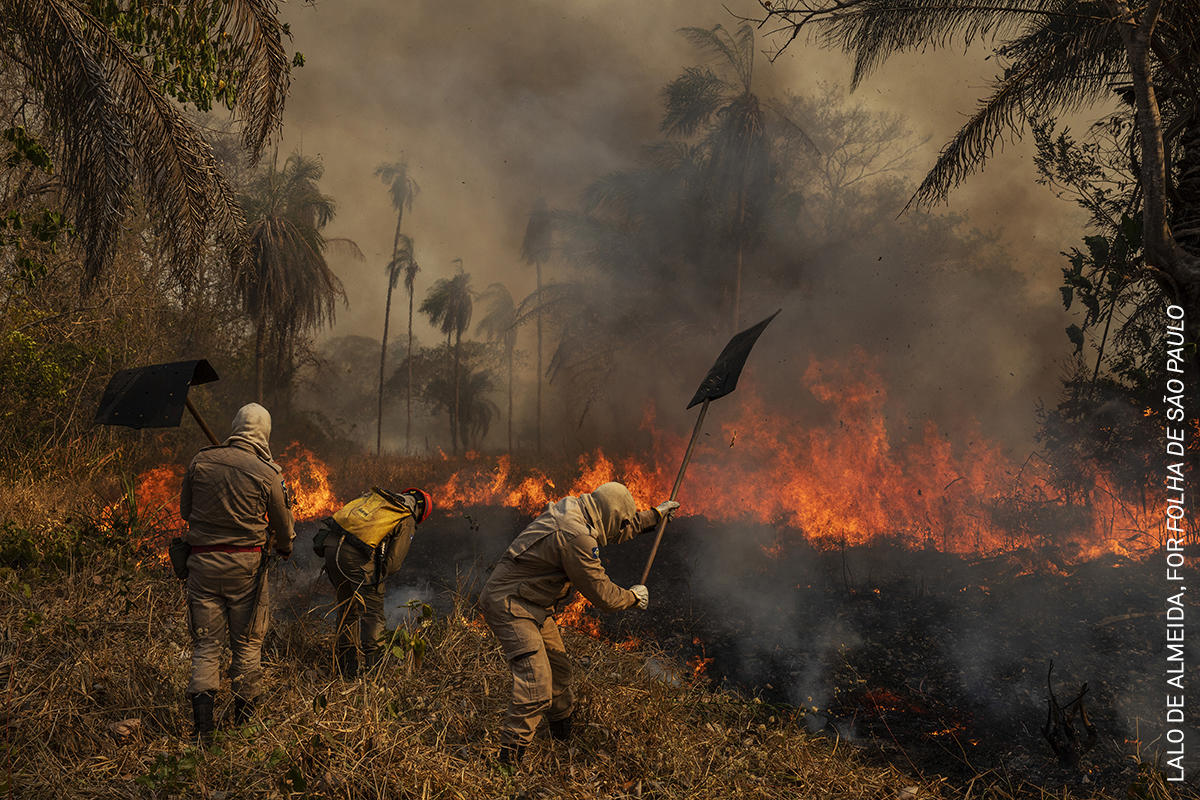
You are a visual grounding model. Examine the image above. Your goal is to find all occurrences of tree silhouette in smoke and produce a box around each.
[661,23,813,333]
[520,198,553,452]
[374,159,420,455]
[237,152,356,407]
[420,261,474,454]
[476,283,519,452]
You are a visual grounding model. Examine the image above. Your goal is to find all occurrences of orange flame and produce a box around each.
[277,442,341,521]
[132,464,187,530]
[120,442,344,551]
[556,594,602,638]
[423,350,1163,561]
[123,351,1167,565]
[687,654,714,679]
[109,464,187,559]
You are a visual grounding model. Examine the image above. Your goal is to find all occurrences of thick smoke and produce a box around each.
[278,0,1084,457]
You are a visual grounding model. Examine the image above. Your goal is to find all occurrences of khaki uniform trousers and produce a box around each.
[483,608,573,747]
[186,551,268,699]
[325,535,386,664]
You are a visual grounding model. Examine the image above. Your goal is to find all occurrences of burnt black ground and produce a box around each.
[277,510,1200,798]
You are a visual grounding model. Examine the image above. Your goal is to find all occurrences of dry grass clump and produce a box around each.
[0,541,954,800]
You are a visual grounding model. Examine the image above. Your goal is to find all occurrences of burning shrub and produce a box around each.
[987,484,1093,556]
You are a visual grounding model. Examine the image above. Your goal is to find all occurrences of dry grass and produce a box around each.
[0,480,1158,800]
[0,536,957,800]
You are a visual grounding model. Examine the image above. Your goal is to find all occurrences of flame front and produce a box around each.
[426,350,1162,561]
[123,351,1165,563]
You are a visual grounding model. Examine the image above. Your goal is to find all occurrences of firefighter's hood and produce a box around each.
[577,482,637,547]
[226,403,274,464]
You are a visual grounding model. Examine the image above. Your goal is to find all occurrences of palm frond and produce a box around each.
[908,7,1126,208]
[475,283,518,349]
[375,159,421,213]
[217,0,291,159]
[578,169,657,217]
[236,151,348,336]
[546,209,641,277]
[660,66,731,137]
[644,140,704,174]
[678,24,756,93]
[806,0,1100,88]
[1,0,291,289]
[386,233,416,291]
[420,266,474,340]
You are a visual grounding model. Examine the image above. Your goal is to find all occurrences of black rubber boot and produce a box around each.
[336,648,358,680]
[548,715,573,741]
[233,696,255,725]
[190,691,215,742]
[495,742,526,775]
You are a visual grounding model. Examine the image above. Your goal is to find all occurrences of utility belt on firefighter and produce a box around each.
[325,521,374,559]
[190,544,263,555]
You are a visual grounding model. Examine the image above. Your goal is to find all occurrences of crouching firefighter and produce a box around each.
[479,482,678,768]
[314,487,433,679]
[179,403,295,741]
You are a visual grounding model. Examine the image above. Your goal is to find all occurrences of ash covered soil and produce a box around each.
[283,509,1198,797]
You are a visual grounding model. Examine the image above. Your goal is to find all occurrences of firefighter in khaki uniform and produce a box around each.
[480,481,679,767]
[316,487,433,679]
[180,403,294,739]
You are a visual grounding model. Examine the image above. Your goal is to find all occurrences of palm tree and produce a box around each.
[403,249,421,454]
[374,159,420,454]
[426,365,500,451]
[661,23,772,334]
[759,0,1200,339]
[2,0,292,291]
[475,283,518,451]
[520,198,552,452]
[419,261,474,454]
[237,152,356,404]
[376,234,417,454]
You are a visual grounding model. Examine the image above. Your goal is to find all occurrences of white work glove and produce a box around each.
[654,500,680,522]
[630,584,649,610]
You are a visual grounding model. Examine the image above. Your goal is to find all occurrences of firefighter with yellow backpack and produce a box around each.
[314,487,433,678]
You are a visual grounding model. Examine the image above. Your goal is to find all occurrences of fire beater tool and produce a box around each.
[94,359,222,445]
[639,310,781,584]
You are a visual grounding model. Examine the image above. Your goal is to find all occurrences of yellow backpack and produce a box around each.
[333,487,414,547]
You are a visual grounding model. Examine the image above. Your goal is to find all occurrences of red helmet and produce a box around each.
[405,488,433,524]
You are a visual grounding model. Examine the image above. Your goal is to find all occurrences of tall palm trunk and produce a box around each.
[378,278,395,455]
[406,286,414,454]
[452,330,462,454]
[446,331,458,453]
[378,208,405,455]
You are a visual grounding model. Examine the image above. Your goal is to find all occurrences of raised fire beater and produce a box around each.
[179,403,294,739]
[313,486,434,678]
[479,482,679,768]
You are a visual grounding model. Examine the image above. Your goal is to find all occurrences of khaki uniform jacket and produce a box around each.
[481,496,658,656]
[180,441,295,554]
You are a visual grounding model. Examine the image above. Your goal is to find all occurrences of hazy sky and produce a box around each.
[273,0,1096,450]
